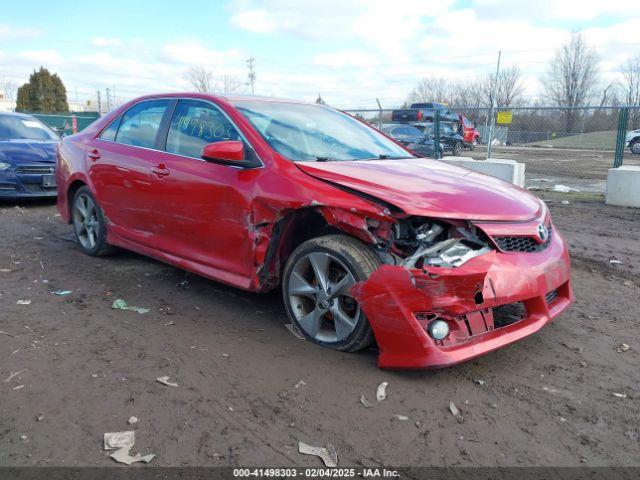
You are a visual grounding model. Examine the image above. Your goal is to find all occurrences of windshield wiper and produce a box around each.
[315,156,332,162]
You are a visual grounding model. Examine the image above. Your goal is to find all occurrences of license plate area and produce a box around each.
[42,174,56,187]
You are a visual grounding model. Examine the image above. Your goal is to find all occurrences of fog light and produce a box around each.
[427,319,450,340]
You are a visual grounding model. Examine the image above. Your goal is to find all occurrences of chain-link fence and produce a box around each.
[342,105,640,193]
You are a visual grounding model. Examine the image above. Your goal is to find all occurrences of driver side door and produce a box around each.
[146,99,262,287]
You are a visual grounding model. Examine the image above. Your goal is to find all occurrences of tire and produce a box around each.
[452,141,462,156]
[282,234,380,352]
[631,140,640,155]
[469,139,477,151]
[71,186,115,256]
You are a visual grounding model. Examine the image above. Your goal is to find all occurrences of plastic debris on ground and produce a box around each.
[561,200,570,205]
[298,441,338,467]
[104,431,155,465]
[51,290,72,296]
[376,382,388,402]
[553,184,579,193]
[612,392,628,399]
[111,299,150,314]
[285,323,305,340]
[360,394,372,408]
[17,300,32,305]
[393,415,409,421]
[294,380,306,389]
[474,379,486,386]
[4,369,28,383]
[449,402,464,423]
[609,259,623,266]
[156,376,178,387]
[616,343,631,353]
[128,416,139,425]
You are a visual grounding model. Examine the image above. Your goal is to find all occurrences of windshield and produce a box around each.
[0,115,59,141]
[424,123,454,136]
[234,101,412,161]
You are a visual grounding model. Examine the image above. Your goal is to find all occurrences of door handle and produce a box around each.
[88,149,101,160]
[151,164,170,177]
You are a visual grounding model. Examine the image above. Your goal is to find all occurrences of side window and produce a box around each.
[99,116,122,141]
[166,100,241,159]
[115,100,170,149]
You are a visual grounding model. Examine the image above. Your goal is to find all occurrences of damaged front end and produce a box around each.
[350,214,573,369]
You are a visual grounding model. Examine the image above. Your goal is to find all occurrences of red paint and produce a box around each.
[202,140,244,162]
[459,114,480,144]
[56,93,573,369]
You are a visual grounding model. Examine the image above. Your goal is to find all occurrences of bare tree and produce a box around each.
[185,65,215,93]
[621,52,640,124]
[487,66,526,108]
[220,75,245,94]
[406,77,453,105]
[543,33,600,132]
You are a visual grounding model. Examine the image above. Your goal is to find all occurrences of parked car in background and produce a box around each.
[0,112,60,199]
[418,122,465,156]
[381,124,441,158]
[459,114,481,149]
[627,128,640,155]
[57,93,572,369]
[391,102,459,124]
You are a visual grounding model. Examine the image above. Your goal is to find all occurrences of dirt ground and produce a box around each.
[466,145,640,193]
[1,192,639,468]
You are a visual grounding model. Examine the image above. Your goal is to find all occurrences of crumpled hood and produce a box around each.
[296,158,541,222]
[0,140,58,165]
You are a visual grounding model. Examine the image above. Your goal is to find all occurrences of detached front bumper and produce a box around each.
[0,165,57,199]
[353,226,573,369]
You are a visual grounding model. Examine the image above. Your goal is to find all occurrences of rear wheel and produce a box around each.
[282,235,380,352]
[631,140,640,155]
[452,141,462,156]
[72,186,114,256]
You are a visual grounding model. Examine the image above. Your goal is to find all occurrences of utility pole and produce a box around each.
[246,56,256,95]
[486,50,501,159]
[106,87,111,112]
[97,90,102,115]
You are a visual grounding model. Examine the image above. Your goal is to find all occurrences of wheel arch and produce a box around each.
[66,179,88,223]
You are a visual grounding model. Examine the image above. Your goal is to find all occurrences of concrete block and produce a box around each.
[440,157,526,187]
[606,166,640,208]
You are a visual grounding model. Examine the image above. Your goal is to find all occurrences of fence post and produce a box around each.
[376,98,383,130]
[614,107,629,168]
[433,109,441,160]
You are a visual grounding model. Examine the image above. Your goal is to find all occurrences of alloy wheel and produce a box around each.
[73,193,100,250]
[287,252,360,343]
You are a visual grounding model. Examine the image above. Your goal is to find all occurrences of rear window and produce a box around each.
[114,100,170,149]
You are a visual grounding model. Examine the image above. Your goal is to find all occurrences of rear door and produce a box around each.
[145,98,261,285]
[88,99,171,246]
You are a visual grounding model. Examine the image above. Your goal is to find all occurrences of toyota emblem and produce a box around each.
[537,224,549,242]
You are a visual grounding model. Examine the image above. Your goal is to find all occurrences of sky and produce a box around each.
[0,0,639,109]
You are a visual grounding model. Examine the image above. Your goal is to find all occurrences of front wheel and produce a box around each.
[469,138,477,151]
[282,235,380,352]
[631,140,640,155]
[452,141,462,156]
[72,186,114,256]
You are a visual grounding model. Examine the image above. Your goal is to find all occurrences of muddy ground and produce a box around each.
[0,192,639,468]
[467,145,640,193]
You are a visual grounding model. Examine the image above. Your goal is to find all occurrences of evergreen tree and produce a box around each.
[16,67,69,112]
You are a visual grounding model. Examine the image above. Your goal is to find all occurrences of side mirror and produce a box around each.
[202,141,244,163]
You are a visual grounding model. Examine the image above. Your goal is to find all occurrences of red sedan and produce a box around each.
[56,93,572,369]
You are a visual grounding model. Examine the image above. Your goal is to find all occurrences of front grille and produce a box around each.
[545,289,559,305]
[494,227,553,253]
[23,184,56,193]
[493,302,526,328]
[15,165,55,174]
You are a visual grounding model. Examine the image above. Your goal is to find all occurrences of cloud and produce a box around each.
[162,42,243,68]
[0,24,42,39]
[91,37,124,48]
[313,50,381,68]
[472,0,636,22]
